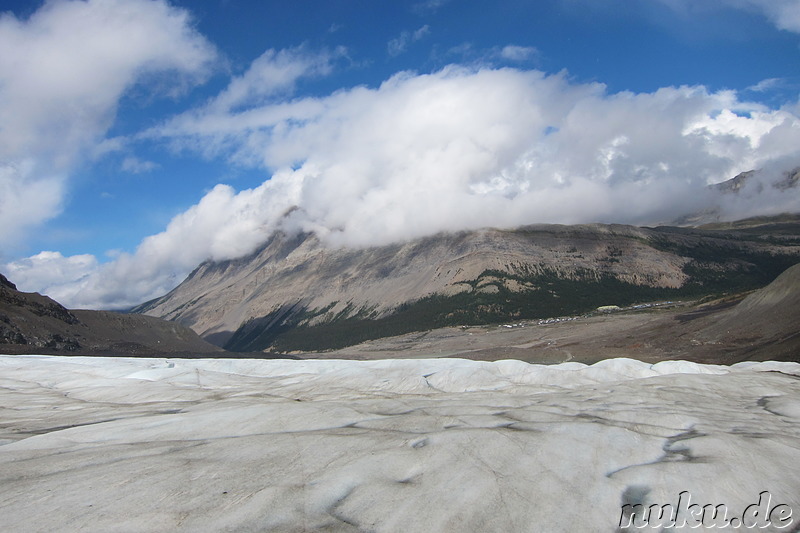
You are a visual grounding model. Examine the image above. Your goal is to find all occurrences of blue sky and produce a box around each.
[1,0,799,309]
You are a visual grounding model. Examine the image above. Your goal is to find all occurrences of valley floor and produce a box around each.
[311,302,699,363]
[1,355,798,532]
[303,295,793,365]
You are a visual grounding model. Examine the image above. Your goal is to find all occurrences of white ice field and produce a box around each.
[1,355,799,532]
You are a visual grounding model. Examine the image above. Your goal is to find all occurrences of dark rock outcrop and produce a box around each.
[0,275,228,357]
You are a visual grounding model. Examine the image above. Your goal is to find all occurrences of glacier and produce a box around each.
[1,355,798,532]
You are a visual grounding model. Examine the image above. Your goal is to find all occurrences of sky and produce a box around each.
[1,0,799,310]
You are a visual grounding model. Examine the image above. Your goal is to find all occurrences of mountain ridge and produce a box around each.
[136,216,800,353]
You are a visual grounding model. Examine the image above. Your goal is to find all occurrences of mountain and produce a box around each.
[318,261,800,365]
[712,169,755,193]
[671,167,800,226]
[682,261,800,361]
[136,216,800,353]
[713,167,800,193]
[0,274,225,357]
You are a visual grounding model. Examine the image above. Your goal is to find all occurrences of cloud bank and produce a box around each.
[8,57,800,310]
[157,64,800,247]
[0,0,216,250]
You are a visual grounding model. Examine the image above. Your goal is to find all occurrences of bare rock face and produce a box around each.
[0,278,82,350]
[136,220,800,352]
[0,273,17,290]
[713,170,757,193]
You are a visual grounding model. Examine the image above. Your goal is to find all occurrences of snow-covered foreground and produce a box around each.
[1,355,799,532]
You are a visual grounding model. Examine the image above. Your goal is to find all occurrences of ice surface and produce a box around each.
[0,355,799,532]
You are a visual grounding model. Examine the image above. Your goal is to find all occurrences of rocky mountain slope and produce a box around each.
[136,216,800,353]
[714,167,799,193]
[0,273,224,357]
[684,260,800,360]
[320,261,800,365]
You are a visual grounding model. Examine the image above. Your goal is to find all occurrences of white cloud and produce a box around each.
[747,78,784,93]
[739,0,800,33]
[500,45,539,62]
[4,180,299,309]
[209,45,347,112]
[151,46,347,166]
[655,0,800,33]
[5,251,98,304]
[388,25,431,57]
[412,0,451,15]
[0,161,65,249]
[0,0,217,249]
[121,156,159,174]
